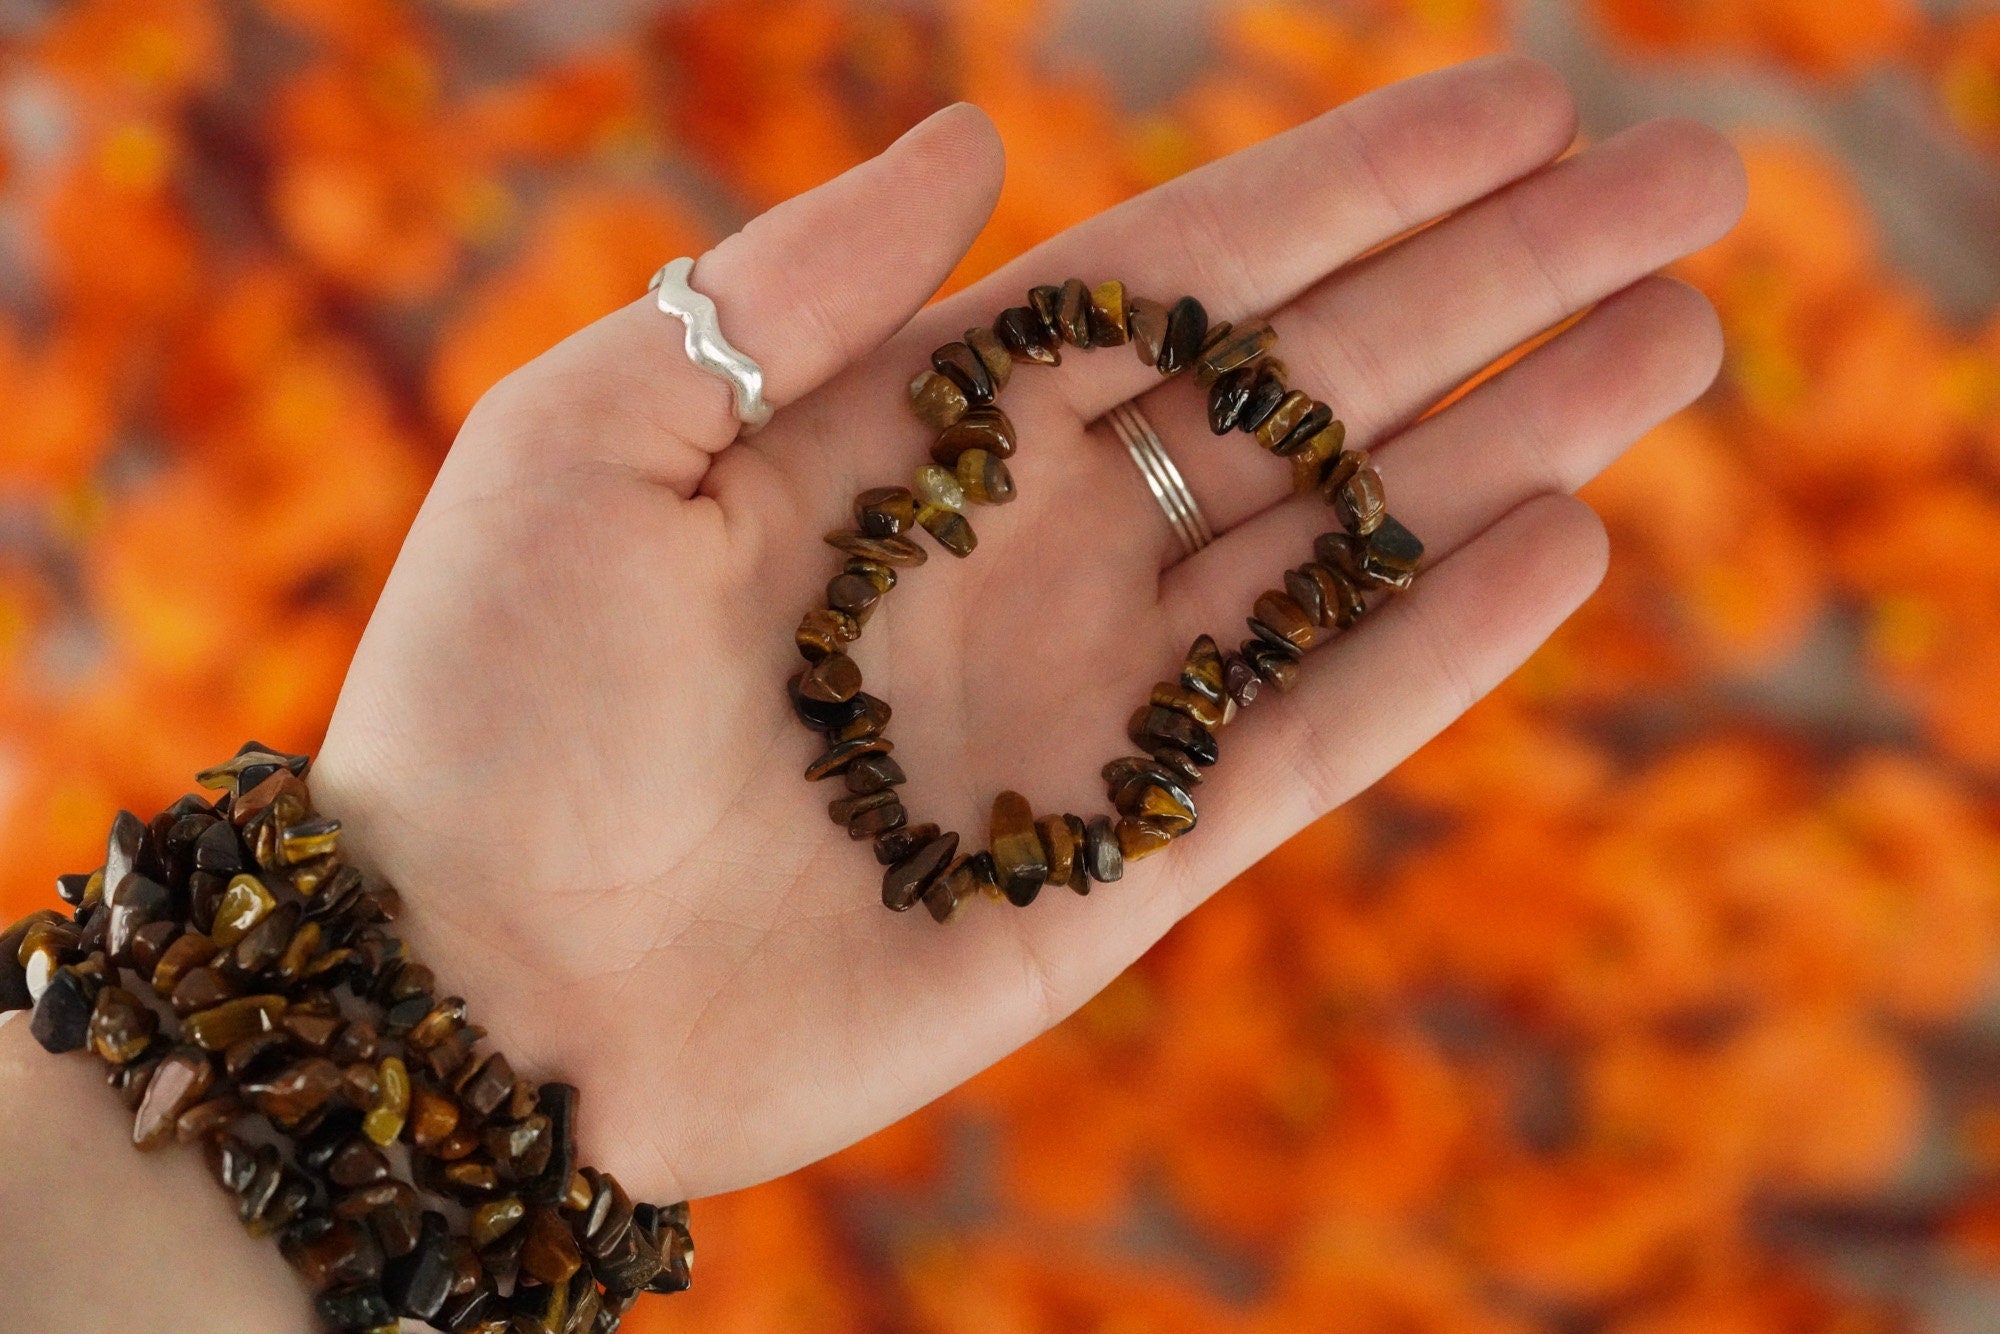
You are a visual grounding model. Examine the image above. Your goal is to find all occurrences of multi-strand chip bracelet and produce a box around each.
[0,747,691,1333]
[0,277,1423,1331]
[791,277,1425,921]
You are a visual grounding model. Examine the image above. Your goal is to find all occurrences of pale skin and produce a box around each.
[0,58,1745,1329]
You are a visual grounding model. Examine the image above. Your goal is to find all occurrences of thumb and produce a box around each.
[482,103,1006,493]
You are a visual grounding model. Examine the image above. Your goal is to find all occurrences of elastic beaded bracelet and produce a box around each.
[0,745,691,1334]
[790,279,1425,922]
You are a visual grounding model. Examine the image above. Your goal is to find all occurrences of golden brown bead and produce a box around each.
[797,608,859,663]
[1336,466,1386,535]
[1222,653,1261,707]
[854,486,918,537]
[1115,818,1175,862]
[931,341,996,405]
[844,753,906,796]
[273,921,323,988]
[1151,682,1225,729]
[1288,422,1347,493]
[826,572,883,623]
[472,1197,527,1248]
[1128,704,1219,766]
[210,874,275,949]
[824,529,927,566]
[829,788,898,829]
[1196,320,1276,384]
[132,1047,214,1149]
[327,1140,391,1189]
[1028,284,1064,339]
[1245,641,1302,691]
[964,325,1013,392]
[278,816,339,865]
[917,505,976,557]
[364,1055,410,1146]
[1314,530,1363,581]
[1127,297,1170,368]
[1036,815,1079,888]
[1317,448,1368,503]
[432,1126,480,1162]
[798,652,863,704]
[848,788,904,835]
[143,931,215,998]
[926,853,993,924]
[173,1092,244,1145]
[995,306,1060,366]
[989,791,1049,906]
[230,900,299,976]
[1181,634,1225,705]
[282,1217,384,1292]
[1284,566,1327,628]
[909,369,970,429]
[1270,401,1334,457]
[1122,778,1196,836]
[244,1058,344,1125]
[803,736,892,781]
[169,965,236,1018]
[932,405,1017,464]
[184,995,287,1051]
[1304,560,1352,628]
[846,560,896,596]
[1087,280,1129,346]
[455,1051,516,1118]
[874,822,939,867]
[411,1084,461,1152]
[1237,364,1289,434]
[954,448,1016,505]
[522,1206,584,1285]
[1254,391,1313,453]
[88,986,156,1064]
[1360,515,1423,589]
[1324,563,1368,626]
[1252,591,1316,650]
[1056,278,1092,346]
[882,832,960,913]
[1206,365,1257,433]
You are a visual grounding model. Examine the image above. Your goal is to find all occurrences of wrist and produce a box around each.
[2,744,693,1331]
[0,1015,316,1333]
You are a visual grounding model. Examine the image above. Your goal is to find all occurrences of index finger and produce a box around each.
[896,55,1580,427]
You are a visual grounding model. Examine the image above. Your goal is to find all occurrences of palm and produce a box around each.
[314,59,1745,1204]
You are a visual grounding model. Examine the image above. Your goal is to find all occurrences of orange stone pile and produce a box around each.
[2,0,1999,1330]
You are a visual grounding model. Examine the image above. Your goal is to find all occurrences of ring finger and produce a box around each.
[1122,116,1745,554]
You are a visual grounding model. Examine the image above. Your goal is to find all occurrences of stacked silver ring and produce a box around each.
[1107,400,1213,557]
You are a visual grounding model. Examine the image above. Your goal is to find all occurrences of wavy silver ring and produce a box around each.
[647,256,775,434]
[1107,400,1212,558]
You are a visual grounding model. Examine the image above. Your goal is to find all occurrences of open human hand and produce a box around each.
[310,55,1746,1208]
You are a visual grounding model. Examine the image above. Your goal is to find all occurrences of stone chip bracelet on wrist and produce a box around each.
[0,745,691,1333]
[789,278,1424,920]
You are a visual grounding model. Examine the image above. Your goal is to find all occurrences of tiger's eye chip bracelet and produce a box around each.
[0,744,692,1332]
[791,279,1425,922]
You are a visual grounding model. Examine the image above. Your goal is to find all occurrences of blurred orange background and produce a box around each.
[5,0,2000,1328]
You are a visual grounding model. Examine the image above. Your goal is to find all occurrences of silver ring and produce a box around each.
[1106,400,1212,557]
[647,256,774,434]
